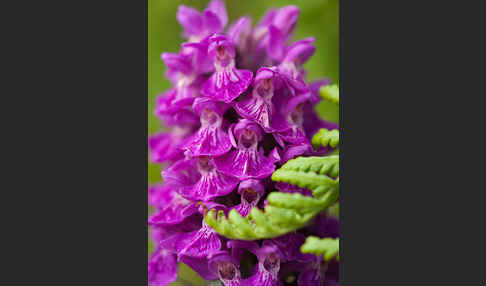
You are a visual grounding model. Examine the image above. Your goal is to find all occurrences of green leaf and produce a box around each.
[301,237,340,261]
[204,155,339,240]
[312,128,339,149]
[320,84,339,104]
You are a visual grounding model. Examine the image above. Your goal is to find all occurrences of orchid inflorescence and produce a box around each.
[148,1,339,285]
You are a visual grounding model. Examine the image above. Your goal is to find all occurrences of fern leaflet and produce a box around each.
[301,236,339,261]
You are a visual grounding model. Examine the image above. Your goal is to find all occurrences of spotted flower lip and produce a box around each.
[235,67,289,133]
[214,120,276,180]
[180,98,232,157]
[202,34,254,103]
[162,156,239,202]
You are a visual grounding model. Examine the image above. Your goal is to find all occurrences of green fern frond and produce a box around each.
[312,128,339,149]
[301,237,340,261]
[320,84,339,104]
[204,155,339,240]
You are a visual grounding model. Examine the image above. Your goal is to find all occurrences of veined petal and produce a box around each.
[162,221,222,258]
[148,246,178,286]
[181,126,232,157]
[214,148,275,180]
[202,68,253,103]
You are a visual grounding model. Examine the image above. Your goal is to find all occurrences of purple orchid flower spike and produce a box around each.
[202,34,254,103]
[148,246,178,286]
[231,179,265,217]
[149,2,339,284]
[177,0,228,42]
[180,97,232,157]
[214,119,277,180]
[235,67,288,133]
[148,184,199,226]
[162,156,239,202]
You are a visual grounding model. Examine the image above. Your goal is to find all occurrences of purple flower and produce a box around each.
[162,156,239,202]
[231,179,265,217]
[202,34,253,103]
[253,6,300,63]
[148,127,194,164]
[149,2,339,285]
[214,119,277,180]
[148,246,178,286]
[235,67,288,132]
[180,97,232,156]
[161,219,222,258]
[148,184,198,226]
[242,243,283,286]
[177,0,228,42]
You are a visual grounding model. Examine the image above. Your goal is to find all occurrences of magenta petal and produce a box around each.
[228,17,252,51]
[203,10,223,34]
[148,184,198,226]
[267,25,285,61]
[202,68,253,103]
[206,0,228,28]
[148,247,178,286]
[162,159,200,189]
[148,132,185,164]
[171,223,222,258]
[235,92,288,132]
[214,148,275,180]
[163,158,239,201]
[181,126,232,157]
[183,165,239,201]
[281,144,311,163]
[272,6,300,36]
[177,5,203,38]
[148,196,197,226]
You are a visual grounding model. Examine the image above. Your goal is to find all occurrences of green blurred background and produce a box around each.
[148,0,338,284]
